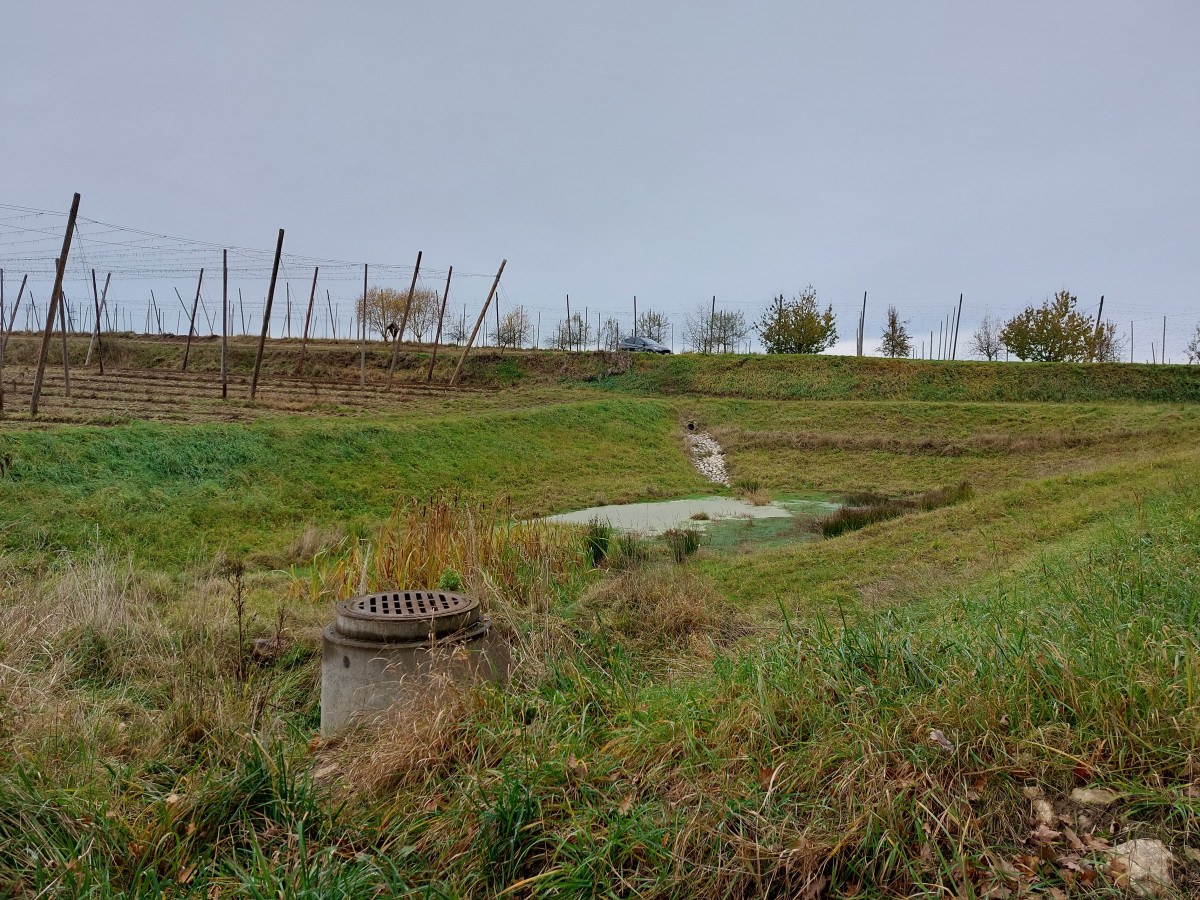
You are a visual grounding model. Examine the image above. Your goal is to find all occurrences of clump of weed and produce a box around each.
[579,567,739,648]
[298,492,593,609]
[437,569,463,590]
[609,533,651,569]
[662,527,702,563]
[690,511,710,521]
[733,477,762,493]
[583,518,613,567]
[284,526,346,565]
[819,481,973,537]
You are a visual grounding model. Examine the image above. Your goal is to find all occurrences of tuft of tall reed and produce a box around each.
[662,526,702,563]
[295,493,595,609]
[818,481,973,537]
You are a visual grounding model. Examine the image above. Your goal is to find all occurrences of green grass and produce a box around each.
[593,353,1200,402]
[3,464,1197,896]
[2,356,1199,895]
[0,397,705,566]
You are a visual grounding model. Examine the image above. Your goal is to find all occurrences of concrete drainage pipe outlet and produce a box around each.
[320,589,509,732]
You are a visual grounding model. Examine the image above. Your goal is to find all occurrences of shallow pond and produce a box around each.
[544,495,835,537]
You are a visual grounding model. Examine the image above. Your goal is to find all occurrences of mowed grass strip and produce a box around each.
[699,445,1200,616]
[593,352,1200,402]
[0,398,705,567]
[691,398,1200,494]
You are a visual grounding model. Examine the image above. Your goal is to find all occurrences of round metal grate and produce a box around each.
[335,590,480,642]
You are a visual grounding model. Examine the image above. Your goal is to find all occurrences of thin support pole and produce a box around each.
[182,269,204,371]
[360,264,367,387]
[2,274,28,354]
[89,269,105,373]
[326,291,334,340]
[84,272,110,365]
[239,289,246,335]
[426,266,452,382]
[952,293,963,360]
[1163,315,1167,365]
[708,296,716,354]
[59,281,71,398]
[297,266,319,375]
[450,259,506,386]
[387,252,422,388]
[566,295,571,350]
[221,250,228,398]
[1090,296,1105,361]
[250,229,285,401]
[31,193,81,417]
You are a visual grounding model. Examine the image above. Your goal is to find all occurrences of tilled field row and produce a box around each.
[0,366,491,425]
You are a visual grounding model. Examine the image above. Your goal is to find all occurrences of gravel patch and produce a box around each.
[688,431,730,485]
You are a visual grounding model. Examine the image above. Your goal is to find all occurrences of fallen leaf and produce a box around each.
[1061,826,1085,851]
[1082,833,1112,852]
[566,753,587,782]
[178,865,195,885]
[165,793,182,806]
[186,822,196,836]
[1048,888,1067,900]
[208,884,221,900]
[929,729,954,752]
[618,793,634,816]
[1030,822,1062,845]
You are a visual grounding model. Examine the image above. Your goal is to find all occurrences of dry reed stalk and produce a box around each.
[298,493,591,609]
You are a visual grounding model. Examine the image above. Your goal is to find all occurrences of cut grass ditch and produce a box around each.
[818,481,974,537]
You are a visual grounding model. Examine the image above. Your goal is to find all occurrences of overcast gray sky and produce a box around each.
[2,1,1198,359]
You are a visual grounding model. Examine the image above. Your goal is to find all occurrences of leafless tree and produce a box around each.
[635,310,670,342]
[600,317,621,351]
[969,312,1004,361]
[491,306,533,349]
[1185,323,1200,364]
[553,312,592,351]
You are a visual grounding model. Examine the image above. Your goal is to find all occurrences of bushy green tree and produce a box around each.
[1000,291,1098,362]
[756,285,837,354]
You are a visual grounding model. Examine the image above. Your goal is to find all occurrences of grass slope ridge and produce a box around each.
[0,397,703,565]
[599,353,1200,403]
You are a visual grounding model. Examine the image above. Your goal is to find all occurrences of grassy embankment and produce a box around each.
[1,352,1199,895]
[0,397,703,567]
[5,331,1199,401]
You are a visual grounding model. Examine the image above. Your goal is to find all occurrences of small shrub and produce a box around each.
[733,477,762,493]
[690,511,710,521]
[662,527,701,563]
[437,569,463,590]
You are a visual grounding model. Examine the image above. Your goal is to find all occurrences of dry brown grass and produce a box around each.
[295,493,591,611]
[578,566,745,648]
[0,551,318,764]
[713,425,1163,457]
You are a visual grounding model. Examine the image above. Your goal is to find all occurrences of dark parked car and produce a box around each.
[618,336,671,354]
